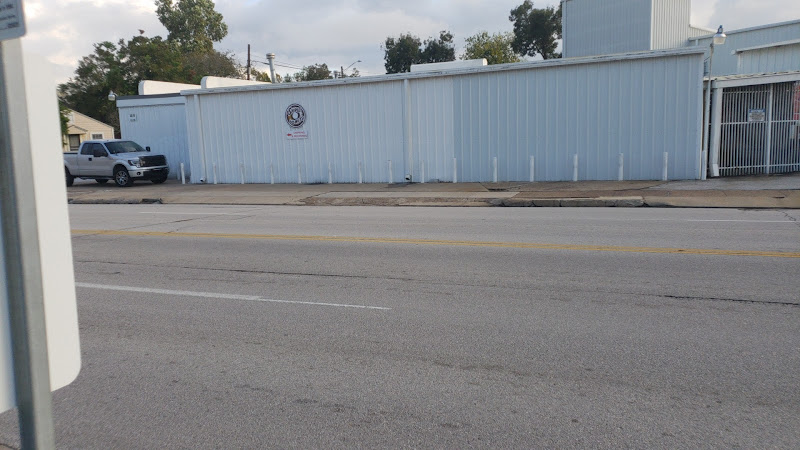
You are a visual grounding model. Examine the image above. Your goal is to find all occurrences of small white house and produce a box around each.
[63,109,115,152]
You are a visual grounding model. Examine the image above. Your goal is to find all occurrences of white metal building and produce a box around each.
[563,0,799,77]
[735,40,800,75]
[690,20,800,76]
[562,0,709,58]
[117,94,191,178]
[178,49,705,184]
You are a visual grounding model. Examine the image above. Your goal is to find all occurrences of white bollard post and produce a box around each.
[572,154,578,182]
[180,163,186,185]
[529,156,535,182]
[297,163,302,184]
[358,162,363,184]
[701,150,707,180]
[618,153,624,181]
[388,160,393,184]
[420,160,426,184]
[328,162,333,184]
[453,157,458,183]
[240,163,245,184]
[269,164,274,184]
[492,157,498,183]
[213,163,218,185]
[662,152,669,181]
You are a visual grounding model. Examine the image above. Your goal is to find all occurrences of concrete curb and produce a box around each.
[65,194,800,208]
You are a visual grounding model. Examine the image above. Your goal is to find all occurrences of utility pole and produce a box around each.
[247,44,251,80]
[341,66,345,79]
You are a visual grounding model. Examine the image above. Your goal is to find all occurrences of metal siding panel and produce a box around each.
[177,51,705,184]
[693,23,800,75]
[563,0,651,58]
[651,0,691,50]
[412,77,455,182]
[739,43,800,74]
[118,102,189,177]
[191,82,404,184]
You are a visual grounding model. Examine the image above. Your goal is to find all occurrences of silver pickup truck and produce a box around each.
[64,140,169,187]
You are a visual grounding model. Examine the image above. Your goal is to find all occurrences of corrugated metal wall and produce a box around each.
[185,82,405,184]
[562,0,651,58]
[450,55,703,181]
[651,0,691,50]
[737,43,800,74]
[688,26,714,39]
[118,99,190,177]
[690,21,800,76]
[410,77,454,182]
[183,50,705,184]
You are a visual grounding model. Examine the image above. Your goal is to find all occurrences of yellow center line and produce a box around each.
[70,229,800,259]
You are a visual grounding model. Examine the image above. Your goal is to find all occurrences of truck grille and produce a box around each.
[140,155,166,167]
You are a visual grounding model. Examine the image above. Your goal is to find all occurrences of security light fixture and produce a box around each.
[712,26,726,45]
[107,90,116,101]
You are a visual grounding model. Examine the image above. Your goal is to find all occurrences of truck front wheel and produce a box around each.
[113,166,133,187]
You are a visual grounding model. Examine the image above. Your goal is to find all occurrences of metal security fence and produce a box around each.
[718,81,800,176]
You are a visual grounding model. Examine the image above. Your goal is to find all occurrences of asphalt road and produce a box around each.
[1,205,799,448]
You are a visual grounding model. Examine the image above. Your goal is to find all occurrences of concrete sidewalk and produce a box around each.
[66,172,800,208]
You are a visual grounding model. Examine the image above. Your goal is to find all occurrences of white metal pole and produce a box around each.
[388,160,393,184]
[328,162,333,184]
[420,160,425,184]
[702,43,715,181]
[180,163,186,184]
[572,154,578,182]
[269,164,274,184]
[297,163,302,184]
[618,153,624,181]
[453,157,458,183]
[710,87,724,177]
[492,157,498,183]
[240,163,245,184]
[213,164,218,185]
[529,156,535,182]
[765,84,774,174]
[358,162,363,184]
[192,94,209,183]
[662,152,669,181]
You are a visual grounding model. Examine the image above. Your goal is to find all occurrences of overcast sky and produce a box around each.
[19,0,800,84]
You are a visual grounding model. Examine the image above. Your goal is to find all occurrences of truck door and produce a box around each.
[76,143,94,176]
[91,143,116,177]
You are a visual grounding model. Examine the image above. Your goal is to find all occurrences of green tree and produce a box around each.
[509,0,562,60]
[421,31,456,63]
[180,50,240,84]
[462,31,521,65]
[59,1,238,129]
[383,33,422,74]
[58,41,127,131]
[118,35,185,85]
[251,68,274,82]
[290,64,332,82]
[382,31,456,74]
[155,0,228,53]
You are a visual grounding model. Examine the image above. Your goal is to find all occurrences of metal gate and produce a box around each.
[718,81,800,176]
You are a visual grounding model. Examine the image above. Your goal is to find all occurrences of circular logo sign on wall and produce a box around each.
[285,104,307,128]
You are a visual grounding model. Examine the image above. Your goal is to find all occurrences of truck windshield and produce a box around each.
[105,141,146,154]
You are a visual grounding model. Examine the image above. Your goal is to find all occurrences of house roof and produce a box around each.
[67,109,115,130]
